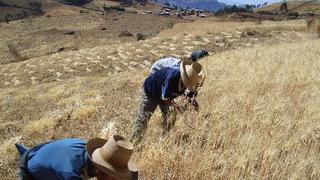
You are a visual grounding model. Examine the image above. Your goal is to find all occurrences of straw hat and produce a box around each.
[180,59,205,91]
[86,135,138,180]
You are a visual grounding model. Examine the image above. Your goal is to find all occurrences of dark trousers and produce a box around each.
[131,89,176,142]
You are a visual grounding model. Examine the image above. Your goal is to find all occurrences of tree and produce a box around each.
[215,4,254,15]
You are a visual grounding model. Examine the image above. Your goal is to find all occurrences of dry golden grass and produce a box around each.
[72,106,98,120]
[23,117,57,135]
[0,23,319,179]
[0,75,144,178]
[158,19,306,37]
[255,1,320,14]
[136,39,320,179]
[45,8,80,17]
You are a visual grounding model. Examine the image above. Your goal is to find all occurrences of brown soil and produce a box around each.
[0,8,187,65]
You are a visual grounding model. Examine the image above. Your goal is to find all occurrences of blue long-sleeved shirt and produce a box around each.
[144,67,185,100]
[27,138,87,180]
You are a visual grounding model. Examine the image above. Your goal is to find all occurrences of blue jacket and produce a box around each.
[26,138,87,180]
[144,67,186,100]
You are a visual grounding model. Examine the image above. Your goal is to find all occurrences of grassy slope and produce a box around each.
[0,73,145,178]
[256,1,320,14]
[139,39,320,179]
[1,36,319,179]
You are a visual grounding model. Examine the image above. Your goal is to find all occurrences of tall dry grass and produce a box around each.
[0,75,144,178]
[0,37,319,179]
[136,39,320,179]
[158,19,307,37]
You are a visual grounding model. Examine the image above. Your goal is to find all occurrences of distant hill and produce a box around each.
[256,1,320,14]
[0,0,45,22]
[156,0,226,11]
[0,0,93,22]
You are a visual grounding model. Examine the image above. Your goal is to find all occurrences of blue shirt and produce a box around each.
[150,57,181,74]
[144,67,185,100]
[27,138,87,180]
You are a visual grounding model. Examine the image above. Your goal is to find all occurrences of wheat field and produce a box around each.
[0,24,319,179]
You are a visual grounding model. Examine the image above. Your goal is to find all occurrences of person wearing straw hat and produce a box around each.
[149,49,209,74]
[130,59,205,143]
[15,135,138,180]
[149,49,208,102]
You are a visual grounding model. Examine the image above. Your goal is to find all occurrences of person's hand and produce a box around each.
[186,90,198,98]
[188,98,199,111]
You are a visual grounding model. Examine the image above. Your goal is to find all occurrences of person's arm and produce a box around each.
[161,71,176,104]
[161,81,174,105]
[184,89,199,111]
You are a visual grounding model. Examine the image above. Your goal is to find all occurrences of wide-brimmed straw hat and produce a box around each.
[180,59,205,91]
[86,135,138,180]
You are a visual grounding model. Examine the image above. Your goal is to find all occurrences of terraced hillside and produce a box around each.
[0,15,319,180]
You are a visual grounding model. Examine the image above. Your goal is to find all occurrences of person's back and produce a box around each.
[144,67,185,100]
[27,138,87,180]
[149,57,180,74]
[149,50,209,74]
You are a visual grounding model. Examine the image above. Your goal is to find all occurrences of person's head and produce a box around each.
[190,50,209,62]
[86,135,138,180]
[180,59,205,91]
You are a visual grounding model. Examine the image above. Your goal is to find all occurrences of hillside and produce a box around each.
[1,12,320,179]
[0,0,85,22]
[256,0,320,14]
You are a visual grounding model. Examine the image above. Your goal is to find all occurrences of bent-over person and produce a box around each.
[16,135,138,180]
[130,59,205,143]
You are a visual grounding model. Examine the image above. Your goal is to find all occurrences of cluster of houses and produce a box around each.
[142,4,212,18]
